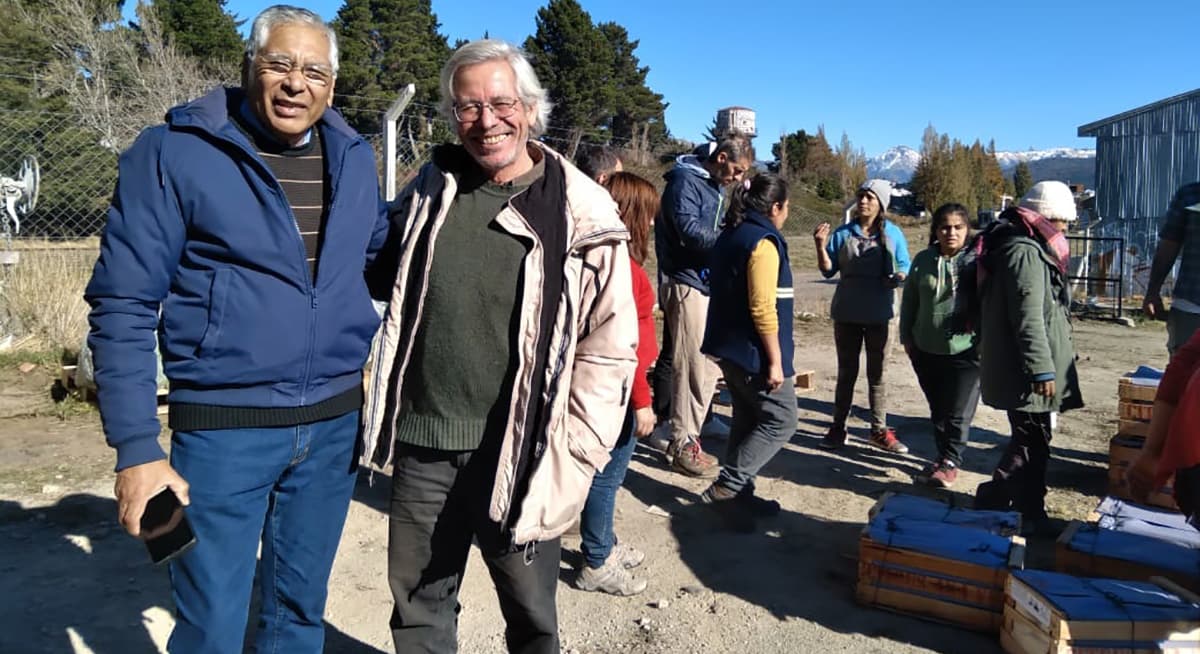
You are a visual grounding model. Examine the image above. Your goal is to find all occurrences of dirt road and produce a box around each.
[0,309,1171,653]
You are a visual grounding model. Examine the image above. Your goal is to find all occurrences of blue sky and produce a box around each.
[213,0,1198,155]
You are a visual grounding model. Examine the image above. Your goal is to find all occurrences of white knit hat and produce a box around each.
[858,179,893,214]
[1020,181,1077,222]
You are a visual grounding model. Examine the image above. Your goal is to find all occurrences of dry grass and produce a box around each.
[1,243,96,355]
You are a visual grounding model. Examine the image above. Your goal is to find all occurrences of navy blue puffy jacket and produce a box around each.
[85,87,389,470]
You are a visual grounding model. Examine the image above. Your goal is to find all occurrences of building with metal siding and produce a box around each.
[1078,88,1200,297]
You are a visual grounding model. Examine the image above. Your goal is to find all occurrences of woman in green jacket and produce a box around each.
[973,182,1084,531]
[900,203,979,489]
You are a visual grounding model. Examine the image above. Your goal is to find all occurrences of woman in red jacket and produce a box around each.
[575,171,659,596]
[1127,328,1200,528]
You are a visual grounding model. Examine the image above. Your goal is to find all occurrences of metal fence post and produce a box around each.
[383,84,416,203]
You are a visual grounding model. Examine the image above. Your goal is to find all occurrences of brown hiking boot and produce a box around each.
[869,428,909,454]
[701,483,756,533]
[668,440,718,478]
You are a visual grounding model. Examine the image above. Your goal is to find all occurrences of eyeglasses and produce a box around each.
[256,54,335,87]
[452,98,522,123]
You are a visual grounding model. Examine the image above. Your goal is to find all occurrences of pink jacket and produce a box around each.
[361,143,638,545]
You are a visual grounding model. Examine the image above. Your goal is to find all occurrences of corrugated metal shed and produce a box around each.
[1077,89,1200,297]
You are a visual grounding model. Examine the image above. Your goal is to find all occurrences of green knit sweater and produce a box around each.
[394,160,545,451]
[899,247,975,356]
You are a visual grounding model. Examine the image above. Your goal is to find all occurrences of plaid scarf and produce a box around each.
[949,206,1070,334]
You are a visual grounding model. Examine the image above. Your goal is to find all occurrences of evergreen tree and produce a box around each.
[771,129,809,178]
[1013,160,1033,199]
[153,0,242,75]
[333,0,451,135]
[524,0,614,156]
[597,21,667,151]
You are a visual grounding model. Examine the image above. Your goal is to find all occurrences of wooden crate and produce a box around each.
[857,517,1025,633]
[1119,418,1152,438]
[1119,399,1155,422]
[60,364,169,415]
[1001,570,1200,654]
[1107,435,1178,511]
[1056,522,1200,593]
[1118,378,1158,403]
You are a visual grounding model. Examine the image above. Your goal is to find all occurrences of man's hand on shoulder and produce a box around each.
[115,459,190,540]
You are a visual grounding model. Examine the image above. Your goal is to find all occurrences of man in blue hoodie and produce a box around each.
[84,6,389,652]
[653,134,755,477]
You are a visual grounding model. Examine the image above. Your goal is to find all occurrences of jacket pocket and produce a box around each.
[565,428,612,473]
[197,268,232,356]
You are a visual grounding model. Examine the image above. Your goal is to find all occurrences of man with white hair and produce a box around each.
[363,39,637,652]
[85,5,389,652]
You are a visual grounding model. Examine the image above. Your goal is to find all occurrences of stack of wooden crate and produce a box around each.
[856,493,1025,632]
[1108,373,1177,510]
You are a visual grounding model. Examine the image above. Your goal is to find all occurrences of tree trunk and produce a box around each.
[567,128,584,160]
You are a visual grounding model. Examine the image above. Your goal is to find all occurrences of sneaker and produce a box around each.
[927,460,959,489]
[818,426,847,450]
[736,487,781,517]
[611,541,645,569]
[575,557,647,596]
[868,428,909,454]
[700,484,756,533]
[667,440,719,478]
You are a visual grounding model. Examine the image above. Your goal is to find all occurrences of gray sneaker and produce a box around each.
[575,558,648,596]
[611,541,645,569]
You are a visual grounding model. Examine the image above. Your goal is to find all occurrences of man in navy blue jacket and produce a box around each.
[84,6,388,652]
[652,134,754,477]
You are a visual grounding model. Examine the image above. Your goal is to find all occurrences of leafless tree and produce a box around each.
[17,0,229,152]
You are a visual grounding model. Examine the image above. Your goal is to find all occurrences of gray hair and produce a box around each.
[246,5,339,74]
[439,39,552,137]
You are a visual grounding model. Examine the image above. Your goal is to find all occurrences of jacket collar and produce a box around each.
[166,86,361,151]
[429,141,625,247]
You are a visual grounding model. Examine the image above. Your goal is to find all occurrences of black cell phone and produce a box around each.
[141,489,196,565]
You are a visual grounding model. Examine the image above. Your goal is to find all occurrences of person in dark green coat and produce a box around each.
[973,181,1084,531]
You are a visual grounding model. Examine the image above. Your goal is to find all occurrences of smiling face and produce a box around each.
[452,59,536,183]
[245,23,334,147]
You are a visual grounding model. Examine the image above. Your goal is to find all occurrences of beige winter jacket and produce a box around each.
[361,142,638,545]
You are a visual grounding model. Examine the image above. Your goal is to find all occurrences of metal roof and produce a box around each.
[1078,88,1200,136]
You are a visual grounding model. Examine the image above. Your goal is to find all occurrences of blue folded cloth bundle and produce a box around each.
[872,493,1021,536]
[1094,496,1200,550]
[1013,569,1199,624]
[867,514,1013,568]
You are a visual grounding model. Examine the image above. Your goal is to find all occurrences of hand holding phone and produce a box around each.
[141,488,196,565]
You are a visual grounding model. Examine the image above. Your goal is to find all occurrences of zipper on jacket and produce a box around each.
[201,123,359,404]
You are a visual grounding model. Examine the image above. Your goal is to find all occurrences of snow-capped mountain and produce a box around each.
[866,146,1096,186]
[866,146,921,183]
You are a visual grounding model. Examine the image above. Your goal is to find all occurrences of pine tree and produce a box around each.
[332,0,450,134]
[1013,161,1033,199]
[523,0,615,156]
[153,0,243,76]
[597,21,667,154]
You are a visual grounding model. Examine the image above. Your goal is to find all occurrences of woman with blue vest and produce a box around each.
[812,179,911,454]
[700,173,798,533]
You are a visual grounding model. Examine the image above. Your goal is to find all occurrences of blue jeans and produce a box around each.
[166,410,360,654]
[579,410,637,569]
